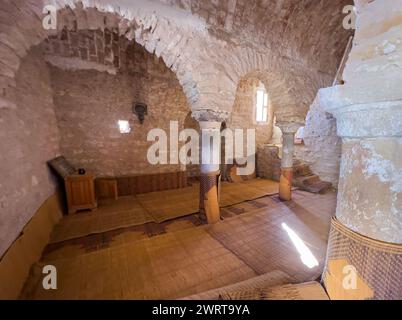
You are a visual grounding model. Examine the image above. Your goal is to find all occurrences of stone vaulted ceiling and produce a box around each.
[160,0,352,74]
[0,0,352,123]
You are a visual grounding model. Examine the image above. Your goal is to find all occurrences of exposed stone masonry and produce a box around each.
[0,1,351,120]
[49,38,190,177]
[226,76,273,148]
[0,47,61,257]
[43,27,163,76]
[295,97,342,187]
[0,0,352,257]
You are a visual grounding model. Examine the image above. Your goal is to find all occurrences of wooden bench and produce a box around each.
[96,171,188,199]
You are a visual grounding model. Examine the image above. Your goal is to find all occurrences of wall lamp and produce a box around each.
[133,102,148,124]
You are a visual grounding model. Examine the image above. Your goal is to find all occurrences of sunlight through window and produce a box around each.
[118,120,131,134]
[255,87,268,123]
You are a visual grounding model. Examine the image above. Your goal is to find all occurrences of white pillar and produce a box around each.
[277,122,301,201]
[192,110,229,224]
[200,121,221,175]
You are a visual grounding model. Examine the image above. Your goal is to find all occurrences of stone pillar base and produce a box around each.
[279,167,293,201]
[323,218,402,300]
[199,171,221,224]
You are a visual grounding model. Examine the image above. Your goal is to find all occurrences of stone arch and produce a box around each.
[213,46,331,124]
[226,74,274,146]
[0,0,352,120]
[0,0,213,113]
[0,0,332,121]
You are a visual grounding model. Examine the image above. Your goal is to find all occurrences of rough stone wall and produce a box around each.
[162,0,352,75]
[256,146,281,181]
[43,27,132,70]
[256,94,343,187]
[0,1,351,125]
[0,47,61,257]
[49,41,190,177]
[0,0,353,257]
[226,77,273,149]
[294,96,342,186]
[225,77,273,177]
[226,75,340,185]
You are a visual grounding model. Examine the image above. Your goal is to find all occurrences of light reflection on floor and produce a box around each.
[281,222,319,269]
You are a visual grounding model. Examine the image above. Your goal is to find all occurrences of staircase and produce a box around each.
[293,161,332,194]
[257,146,333,194]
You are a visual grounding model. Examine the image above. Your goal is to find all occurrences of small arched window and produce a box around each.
[295,126,305,145]
[255,84,268,123]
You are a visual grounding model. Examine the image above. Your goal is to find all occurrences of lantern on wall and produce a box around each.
[132,102,148,124]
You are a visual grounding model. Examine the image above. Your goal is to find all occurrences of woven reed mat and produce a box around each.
[283,190,337,242]
[136,179,280,223]
[21,228,257,300]
[219,281,329,300]
[323,218,402,300]
[22,190,336,300]
[49,196,154,243]
[136,184,200,223]
[242,178,280,192]
[219,179,280,207]
[207,203,329,283]
[182,270,295,300]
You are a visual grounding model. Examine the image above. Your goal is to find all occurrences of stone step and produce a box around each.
[293,170,332,194]
[294,174,320,186]
[301,180,332,194]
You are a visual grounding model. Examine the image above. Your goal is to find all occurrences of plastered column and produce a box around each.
[318,2,402,300]
[277,122,302,201]
[319,0,402,244]
[317,99,402,244]
[193,110,229,224]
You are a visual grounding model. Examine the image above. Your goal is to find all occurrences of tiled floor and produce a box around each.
[21,189,337,300]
